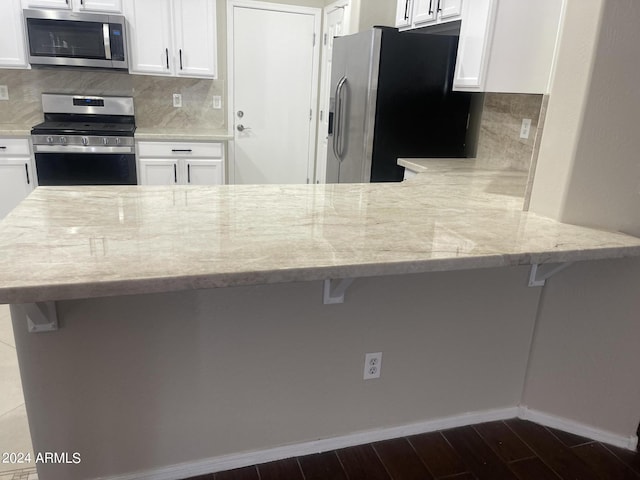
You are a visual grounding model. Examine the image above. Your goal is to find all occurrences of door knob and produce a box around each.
[237,124,251,132]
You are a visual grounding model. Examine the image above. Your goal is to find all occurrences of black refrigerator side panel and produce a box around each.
[370,30,472,182]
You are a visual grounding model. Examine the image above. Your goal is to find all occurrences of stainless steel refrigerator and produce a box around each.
[326,27,473,183]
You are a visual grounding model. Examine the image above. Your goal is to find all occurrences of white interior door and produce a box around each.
[229,1,320,184]
[315,0,350,184]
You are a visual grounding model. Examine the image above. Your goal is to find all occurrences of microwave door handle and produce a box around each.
[103,24,112,60]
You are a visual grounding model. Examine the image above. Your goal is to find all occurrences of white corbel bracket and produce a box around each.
[528,262,574,287]
[21,302,59,333]
[323,278,355,304]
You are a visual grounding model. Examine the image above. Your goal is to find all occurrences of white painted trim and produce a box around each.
[315,0,351,184]
[518,405,638,451]
[94,406,518,480]
[226,0,322,185]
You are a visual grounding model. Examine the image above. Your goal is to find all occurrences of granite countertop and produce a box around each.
[134,127,233,142]
[0,125,33,137]
[1,162,639,304]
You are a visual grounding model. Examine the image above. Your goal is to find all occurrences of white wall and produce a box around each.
[529,0,640,237]
[14,267,541,479]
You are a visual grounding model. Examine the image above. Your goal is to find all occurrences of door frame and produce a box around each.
[226,0,322,184]
[314,0,351,184]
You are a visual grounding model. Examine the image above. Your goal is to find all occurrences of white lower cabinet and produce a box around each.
[137,141,225,186]
[0,139,35,219]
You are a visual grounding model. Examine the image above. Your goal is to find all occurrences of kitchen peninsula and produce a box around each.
[1,162,640,480]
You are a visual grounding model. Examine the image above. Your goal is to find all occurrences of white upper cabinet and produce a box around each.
[124,0,173,76]
[1,0,29,68]
[77,0,123,13]
[453,0,564,94]
[125,0,218,79]
[23,0,122,12]
[395,0,413,28]
[173,0,217,78]
[397,0,462,29]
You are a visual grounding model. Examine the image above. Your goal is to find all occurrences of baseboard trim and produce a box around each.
[518,405,638,450]
[98,406,518,480]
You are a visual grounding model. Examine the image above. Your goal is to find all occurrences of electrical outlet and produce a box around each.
[363,352,382,380]
[520,118,532,139]
[212,95,222,109]
[0,85,8,101]
[173,93,182,108]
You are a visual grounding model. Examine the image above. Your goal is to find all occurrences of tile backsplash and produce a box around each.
[0,69,224,130]
[475,93,545,172]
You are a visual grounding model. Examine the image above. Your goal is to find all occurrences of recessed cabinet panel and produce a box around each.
[395,0,413,28]
[1,0,29,68]
[0,158,34,220]
[22,0,71,9]
[77,0,122,13]
[139,159,178,185]
[173,0,217,78]
[413,0,437,26]
[124,0,173,76]
[186,160,223,185]
[440,0,463,20]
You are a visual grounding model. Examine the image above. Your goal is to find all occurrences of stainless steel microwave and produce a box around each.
[23,9,128,71]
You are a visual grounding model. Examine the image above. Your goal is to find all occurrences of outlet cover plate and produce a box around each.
[173,93,182,108]
[363,352,382,380]
[213,95,222,109]
[0,85,8,101]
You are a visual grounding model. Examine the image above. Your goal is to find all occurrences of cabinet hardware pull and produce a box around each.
[25,164,30,185]
[171,149,192,152]
[404,0,410,20]
[174,164,177,183]
[80,0,84,4]
[165,48,169,69]
[187,164,191,183]
[179,49,183,70]
[437,0,442,12]
[0,146,6,149]
[428,0,434,14]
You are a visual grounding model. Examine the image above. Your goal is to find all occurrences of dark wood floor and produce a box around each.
[182,419,640,480]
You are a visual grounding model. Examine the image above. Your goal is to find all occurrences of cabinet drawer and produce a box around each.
[0,138,30,156]
[137,141,223,158]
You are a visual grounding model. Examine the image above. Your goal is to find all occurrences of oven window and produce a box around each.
[27,19,106,59]
[36,153,137,186]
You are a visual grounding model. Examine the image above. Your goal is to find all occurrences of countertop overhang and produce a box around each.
[1,161,639,304]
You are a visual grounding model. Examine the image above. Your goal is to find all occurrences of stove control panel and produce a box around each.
[31,135,135,147]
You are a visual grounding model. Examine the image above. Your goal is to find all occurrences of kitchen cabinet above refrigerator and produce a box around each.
[397,0,565,94]
[396,0,463,30]
[453,0,564,94]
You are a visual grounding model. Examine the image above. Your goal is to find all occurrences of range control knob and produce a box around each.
[115,138,121,145]
[59,137,67,145]
[102,137,109,145]
[81,137,89,146]
[46,136,54,144]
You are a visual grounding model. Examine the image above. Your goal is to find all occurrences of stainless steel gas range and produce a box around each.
[31,94,137,186]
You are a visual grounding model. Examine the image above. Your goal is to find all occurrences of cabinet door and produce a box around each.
[395,0,413,28]
[453,0,496,90]
[173,0,217,78]
[22,0,71,8]
[77,0,122,13]
[124,0,174,76]
[439,0,463,21]
[413,0,437,26]
[139,159,179,185]
[0,159,34,220]
[1,0,29,68]
[185,160,223,185]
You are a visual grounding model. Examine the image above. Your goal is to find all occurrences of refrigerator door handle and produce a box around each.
[333,76,348,162]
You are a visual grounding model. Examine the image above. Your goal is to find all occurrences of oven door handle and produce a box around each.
[33,145,135,154]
